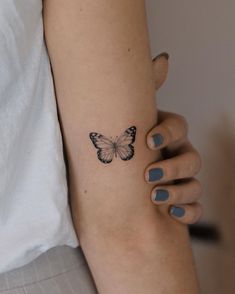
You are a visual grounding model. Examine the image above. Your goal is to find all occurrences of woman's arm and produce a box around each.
[43,1,200,293]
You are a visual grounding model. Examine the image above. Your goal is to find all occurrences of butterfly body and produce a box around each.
[89,126,136,164]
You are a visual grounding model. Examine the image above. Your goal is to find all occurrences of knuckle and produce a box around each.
[173,114,189,135]
[191,203,203,223]
[162,115,189,144]
[188,152,202,175]
[197,181,203,196]
[178,115,189,136]
[198,205,204,220]
[185,213,197,225]
[195,151,202,171]
[191,178,203,196]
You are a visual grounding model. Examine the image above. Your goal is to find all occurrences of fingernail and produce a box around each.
[170,206,185,218]
[155,189,169,201]
[152,133,164,147]
[148,168,164,182]
[153,52,170,61]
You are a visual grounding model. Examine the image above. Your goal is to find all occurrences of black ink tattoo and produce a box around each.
[89,126,137,164]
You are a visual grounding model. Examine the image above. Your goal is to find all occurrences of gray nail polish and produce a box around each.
[152,133,164,147]
[155,190,169,201]
[148,168,164,182]
[170,206,185,218]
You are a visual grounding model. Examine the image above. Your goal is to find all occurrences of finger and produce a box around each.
[146,112,188,150]
[169,203,203,224]
[151,178,203,205]
[144,150,202,184]
[152,52,169,90]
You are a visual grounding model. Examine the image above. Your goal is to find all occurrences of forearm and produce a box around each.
[43,0,199,293]
[43,0,158,234]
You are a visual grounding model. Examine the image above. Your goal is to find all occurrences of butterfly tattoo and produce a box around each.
[89,126,137,164]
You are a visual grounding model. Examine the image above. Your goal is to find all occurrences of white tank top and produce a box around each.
[0,0,79,273]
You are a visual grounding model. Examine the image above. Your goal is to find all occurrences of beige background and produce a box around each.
[146,1,235,293]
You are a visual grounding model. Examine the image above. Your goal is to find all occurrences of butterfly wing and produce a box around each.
[116,126,136,161]
[89,132,115,163]
[97,148,114,164]
[116,144,135,161]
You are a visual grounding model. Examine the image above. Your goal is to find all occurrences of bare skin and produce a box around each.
[43,0,200,293]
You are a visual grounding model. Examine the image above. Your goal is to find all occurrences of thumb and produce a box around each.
[152,52,169,90]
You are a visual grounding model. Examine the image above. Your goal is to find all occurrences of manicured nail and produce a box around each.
[153,52,170,61]
[170,206,185,218]
[152,133,164,147]
[148,168,164,182]
[155,189,169,201]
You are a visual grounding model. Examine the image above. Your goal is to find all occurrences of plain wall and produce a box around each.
[146,1,235,293]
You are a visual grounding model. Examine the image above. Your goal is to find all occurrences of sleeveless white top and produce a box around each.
[0,0,79,274]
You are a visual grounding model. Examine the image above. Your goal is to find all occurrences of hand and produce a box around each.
[145,53,203,224]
